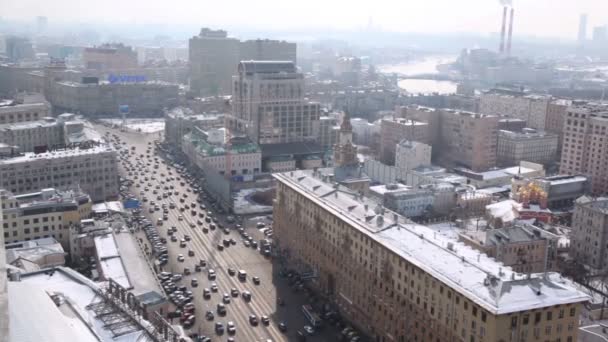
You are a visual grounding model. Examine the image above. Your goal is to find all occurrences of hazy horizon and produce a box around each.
[2,0,607,41]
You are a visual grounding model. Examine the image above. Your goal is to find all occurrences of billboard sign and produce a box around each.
[119,105,129,114]
[123,199,140,209]
[108,74,146,84]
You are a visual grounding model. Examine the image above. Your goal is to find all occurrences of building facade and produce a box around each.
[571,196,608,271]
[438,110,499,171]
[395,140,432,173]
[0,144,118,202]
[496,129,559,166]
[0,118,63,152]
[188,28,239,96]
[239,39,296,63]
[459,224,556,274]
[0,94,51,125]
[559,103,608,195]
[181,128,261,176]
[273,169,587,342]
[379,118,429,165]
[229,61,320,145]
[0,188,92,249]
[164,107,225,147]
[82,43,138,70]
[479,90,551,130]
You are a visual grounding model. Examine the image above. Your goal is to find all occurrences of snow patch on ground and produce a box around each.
[233,188,274,215]
[99,118,165,133]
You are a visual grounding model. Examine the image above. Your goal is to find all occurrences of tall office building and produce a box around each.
[273,169,588,342]
[578,14,588,47]
[559,103,608,195]
[228,61,320,145]
[189,28,239,96]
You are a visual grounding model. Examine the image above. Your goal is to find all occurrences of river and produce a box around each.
[379,55,459,94]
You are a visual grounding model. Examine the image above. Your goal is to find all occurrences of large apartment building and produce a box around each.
[228,61,320,145]
[1,188,91,249]
[438,110,500,171]
[571,196,608,271]
[0,143,118,202]
[273,169,588,342]
[379,118,429,165]
[496,129,559,166]
[479,90,551,129]
[239,39,296,63]
[559,103,608,195]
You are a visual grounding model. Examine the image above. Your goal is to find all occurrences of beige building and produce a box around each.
[439,110,499,171]
[228,61,320,145]
[0,93,50,125]
[273,169,588,342]
[379,118,429,165]
[396,105,441,146]
[0,143,118,202]
[459,224,557,274]
[497,129,559,166]
[1,188,92,249]
[546,99,571,151]
[480,90,551,129]
[559,103,608,195]
[395,140,431,173]
[83,43,138,70]
[571,196,608,271]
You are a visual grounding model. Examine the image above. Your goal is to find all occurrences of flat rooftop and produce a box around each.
[0,144,115,165]
[274,169,589,315]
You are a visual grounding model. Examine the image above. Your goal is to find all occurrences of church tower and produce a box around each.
[333,111,358,167]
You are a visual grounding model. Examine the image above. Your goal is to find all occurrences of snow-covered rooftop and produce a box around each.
[9,267,147,342]
[274,169,589,315]
[0,144,114,165]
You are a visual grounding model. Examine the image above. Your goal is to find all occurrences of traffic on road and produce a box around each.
[98,126,355,342]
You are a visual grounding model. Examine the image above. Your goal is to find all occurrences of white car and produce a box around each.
[177,254,185,262]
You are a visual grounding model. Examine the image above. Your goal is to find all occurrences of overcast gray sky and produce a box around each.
[1,0,606,39]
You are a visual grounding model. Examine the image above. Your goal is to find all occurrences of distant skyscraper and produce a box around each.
[189,28,239,96]
[592,26,608,43]
[36,16,48,35]
[578,14,588,45]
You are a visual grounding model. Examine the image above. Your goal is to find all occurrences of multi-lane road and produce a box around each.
[97,125,335,342]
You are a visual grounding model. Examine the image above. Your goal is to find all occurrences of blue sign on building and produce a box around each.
[108,74,146,84]
[119,105,130,114]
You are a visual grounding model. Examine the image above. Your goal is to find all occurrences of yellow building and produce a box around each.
[1,188,92,250]
[273,169,588,342]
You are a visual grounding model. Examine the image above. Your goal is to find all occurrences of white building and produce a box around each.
[395,140,432,173]
[0,143,118,201]
[370,183,435,217]
[350,117,379,147]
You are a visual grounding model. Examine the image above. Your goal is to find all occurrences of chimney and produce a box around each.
[506,7,514,55]
[499,6,508,53]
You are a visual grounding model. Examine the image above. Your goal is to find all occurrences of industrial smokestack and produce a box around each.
[506,7,514,55]
[499,6,508,53]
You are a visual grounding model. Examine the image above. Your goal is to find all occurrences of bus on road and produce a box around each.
[302,304,322,328]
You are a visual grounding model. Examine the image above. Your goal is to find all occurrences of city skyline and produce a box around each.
[1,0,607,40]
